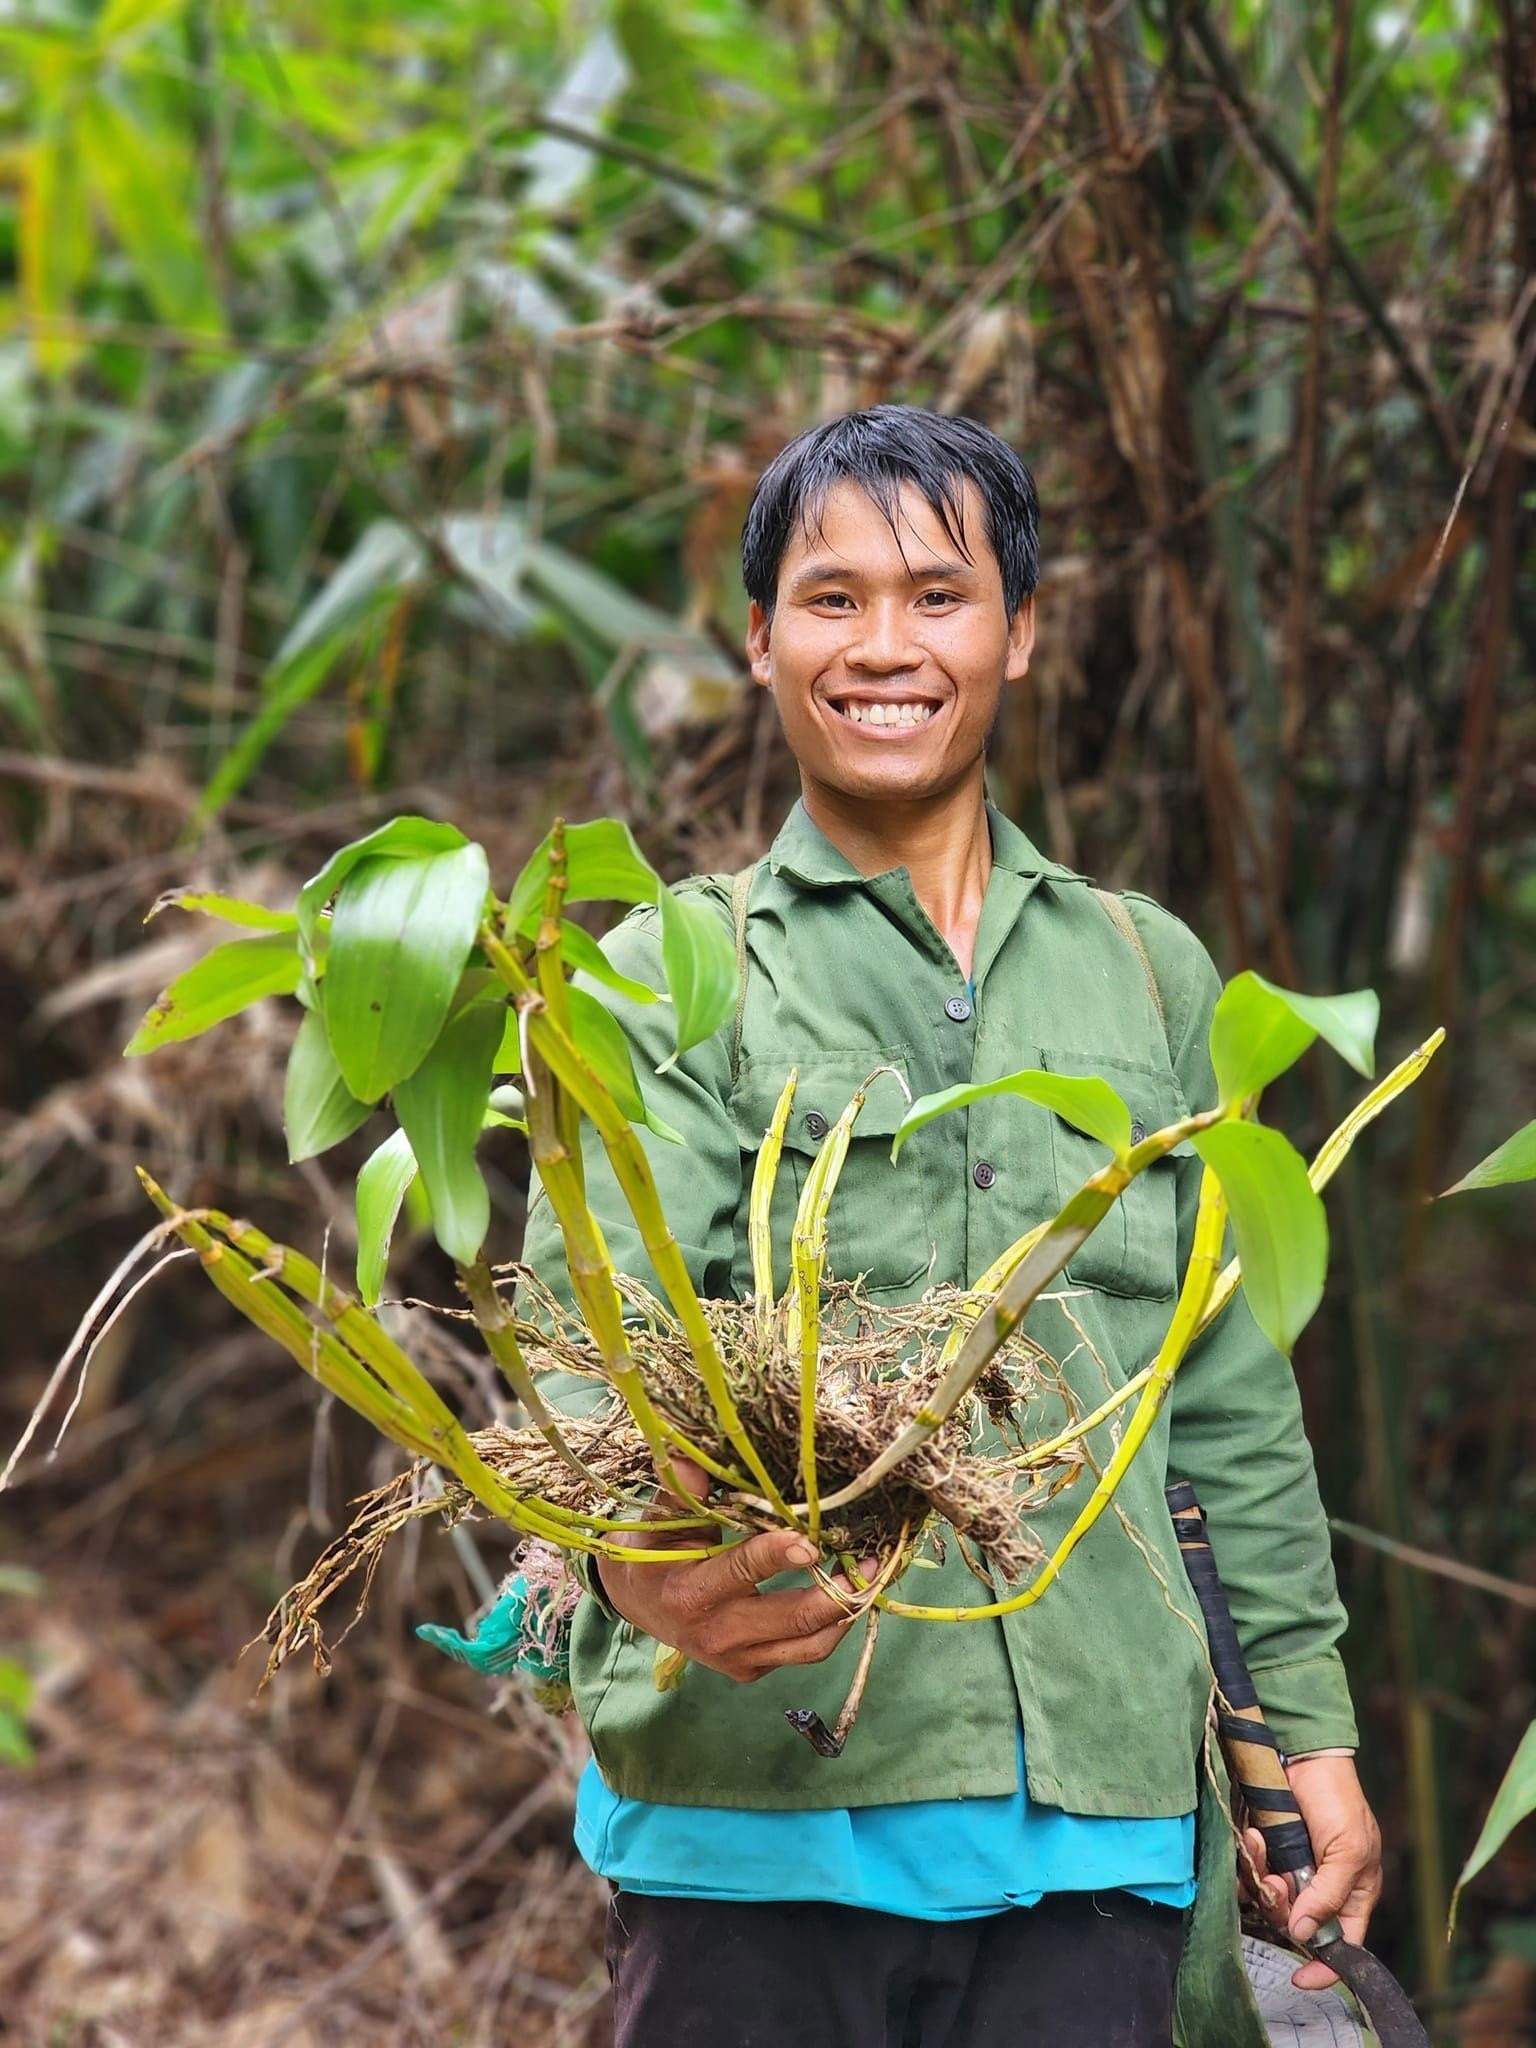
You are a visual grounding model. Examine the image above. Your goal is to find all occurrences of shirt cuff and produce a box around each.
[1287,1747,1357,1762]
[572,1549,622,1621]
[1251,1650,1359,1757]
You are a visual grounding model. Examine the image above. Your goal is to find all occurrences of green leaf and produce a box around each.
[77,95,222,335]
[892,1070,1132,1163]
[1440,1120,1536,1197]
[1450,1720,1536,1936]
[323,842,491,1100]
[0,1658,34,1770]
[392,999,502,1265]
[146,888,298,933]
[355,1128,418,1307]
[283,1010,375,1163]
[296,816,471,958]
[504,818,660,935]
[1209,973,1378,1105]
[20,133,95,378]
[483,1084,526,1131]
[657,885,737,1064]
[1190,1121,1328,1354]
[124,931,301,1055]
[562,920,662,1003]
[494,1005,522,1076]
[567,987,683,1143]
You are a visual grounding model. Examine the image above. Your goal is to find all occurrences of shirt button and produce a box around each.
[944,994,973,1022]
[972,1160,997,1190]
[804,1110,829,1141]
[1130,1118,1148,1146]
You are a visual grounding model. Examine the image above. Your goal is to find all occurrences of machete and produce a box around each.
[1166,1479,1432,2048]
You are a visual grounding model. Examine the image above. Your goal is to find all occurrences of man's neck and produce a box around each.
[799,768,993,980]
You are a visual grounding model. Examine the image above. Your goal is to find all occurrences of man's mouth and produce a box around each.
[825,694,944,732]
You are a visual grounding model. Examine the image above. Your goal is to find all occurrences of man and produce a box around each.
[521,406,1381,2046]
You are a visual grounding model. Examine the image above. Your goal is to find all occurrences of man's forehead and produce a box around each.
[783,475,994,580]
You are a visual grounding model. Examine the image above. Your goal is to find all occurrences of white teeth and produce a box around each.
[838,701,935,727]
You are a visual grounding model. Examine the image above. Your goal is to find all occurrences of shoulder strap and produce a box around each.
[1092,886,1167,1046]
[729,861,760,1084]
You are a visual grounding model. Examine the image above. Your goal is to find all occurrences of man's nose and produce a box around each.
[846,601,922,671]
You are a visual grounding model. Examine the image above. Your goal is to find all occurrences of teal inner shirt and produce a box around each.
[574,1733,1195,1918]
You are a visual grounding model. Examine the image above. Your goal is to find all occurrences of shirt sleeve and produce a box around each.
[1127,896,1360,1758]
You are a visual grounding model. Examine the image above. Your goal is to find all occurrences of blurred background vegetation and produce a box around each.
[0,1,1531,2041]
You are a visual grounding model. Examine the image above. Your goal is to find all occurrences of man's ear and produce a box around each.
[1004,595,1035,683]
[746,599,772,688]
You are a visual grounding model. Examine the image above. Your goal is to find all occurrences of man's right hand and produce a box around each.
[595,1458,865,1684]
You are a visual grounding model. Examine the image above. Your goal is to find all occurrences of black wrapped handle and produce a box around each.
[1166,1479,1317,1879]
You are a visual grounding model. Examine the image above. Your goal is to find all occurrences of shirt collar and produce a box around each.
[766,796,1086,889]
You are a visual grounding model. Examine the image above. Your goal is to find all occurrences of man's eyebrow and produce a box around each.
[786,557,980,592]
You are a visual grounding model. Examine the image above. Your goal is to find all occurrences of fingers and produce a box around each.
[682,1527,820,1604]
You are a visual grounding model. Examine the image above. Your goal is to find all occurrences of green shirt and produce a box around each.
[522,797,1357,2045]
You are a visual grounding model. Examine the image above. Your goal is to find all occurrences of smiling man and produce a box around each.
[520,406,1381,2048]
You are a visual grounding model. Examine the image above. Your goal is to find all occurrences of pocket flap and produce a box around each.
[1036,1048,1190,1151]
[730,1049,914,1153]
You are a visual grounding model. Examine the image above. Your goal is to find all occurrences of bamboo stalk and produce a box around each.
[881,1167,1229,1622]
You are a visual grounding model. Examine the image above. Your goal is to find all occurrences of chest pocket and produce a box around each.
[1037,1050,1188,1300]
[728,1050,935,1302]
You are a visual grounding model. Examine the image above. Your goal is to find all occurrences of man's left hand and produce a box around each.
[1239,1752,1382,1990]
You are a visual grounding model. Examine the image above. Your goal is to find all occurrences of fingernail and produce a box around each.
[787,1541,817,1567]
[1293,1916,1317,1944]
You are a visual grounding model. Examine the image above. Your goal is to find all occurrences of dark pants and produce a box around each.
[604,1889,1185,2048]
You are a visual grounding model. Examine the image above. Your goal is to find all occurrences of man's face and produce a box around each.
[746,476,1034,805]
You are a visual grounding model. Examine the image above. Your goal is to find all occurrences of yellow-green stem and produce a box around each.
[485,926,792,1519]
[748,1068,798,1323]
[881,1166,1229,1621]
[815,1109,1223,1515]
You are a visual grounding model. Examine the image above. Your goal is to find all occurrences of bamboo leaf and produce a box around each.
[77,95,223,335]
[1449,1720,1536,1936]
[1210,972,1379,1106]
[1439,1120,1536,1197]
[324,842,491,1100]
[146,888,298,933]
[124,931,301,1054]
[656,884,737,1064]
[567,986,683,1142]
[20,133,94,377]
[892,1070,1132,1162]
[283,1009,375,1163]
[392,999,502,1265]
[1190,1121,1328,1354]
[356,1128,418,1307]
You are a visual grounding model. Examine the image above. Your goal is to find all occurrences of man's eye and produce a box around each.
[814,592,853,608]
[919,591,959,606]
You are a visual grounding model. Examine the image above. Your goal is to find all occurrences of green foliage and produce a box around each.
[283,1010,375,1163]
[1208,973,1378,1105]
[123,932,302,1055]
[320,843,491,1099]
[1439,1120,1536,1197]
[1190,1122,1328,1355]
[355,1127,420,1307]
[1451,1722,1536,1936]
[147,890,298,934]
[893,1072,1133,1162]
[566,987,683,1143]
[392,999,502,1265]
[0,1659,34,1771]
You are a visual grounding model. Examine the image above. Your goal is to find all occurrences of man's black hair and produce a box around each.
[741,404,1040,621]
